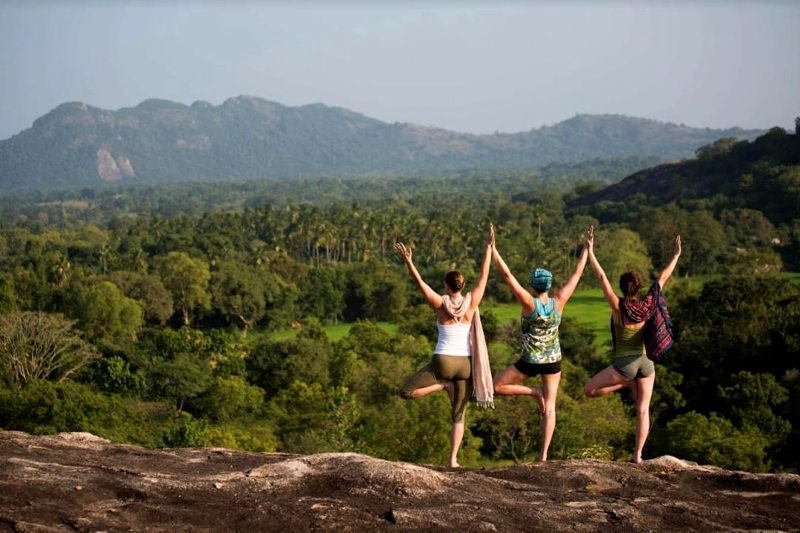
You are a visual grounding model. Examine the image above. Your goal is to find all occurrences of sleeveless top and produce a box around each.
[612,322,646,357]
[434,322,472,356]
[520,297,561,364]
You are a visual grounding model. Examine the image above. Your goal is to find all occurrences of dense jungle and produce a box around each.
[0,124,799,473]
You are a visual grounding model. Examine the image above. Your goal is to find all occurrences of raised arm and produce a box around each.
[586,226,620,313]
[395,242,442,309]
[657,235,682,289]
[469,224,495,310]
[554,240,589,313]
[492,237,534,315]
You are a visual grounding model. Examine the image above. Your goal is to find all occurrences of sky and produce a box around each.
[1,1,798,141]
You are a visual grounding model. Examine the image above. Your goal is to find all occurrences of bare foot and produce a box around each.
[537,452,548,463]
[532,387,546,416]
[449,461,460,468]
[632,454,643,464]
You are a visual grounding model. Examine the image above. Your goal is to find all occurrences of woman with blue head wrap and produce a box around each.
[490,227,590,462]
[530,268,553,292]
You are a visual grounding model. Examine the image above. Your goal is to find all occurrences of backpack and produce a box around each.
[643,292,674,361]
[611,286,675,362]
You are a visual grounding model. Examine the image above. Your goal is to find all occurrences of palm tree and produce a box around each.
[49,255,71,288]
[99,244,111,275]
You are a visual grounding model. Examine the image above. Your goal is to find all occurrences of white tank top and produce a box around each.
[434,322,472,356]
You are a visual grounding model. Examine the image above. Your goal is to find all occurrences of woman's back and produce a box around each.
[435,322,472,356]
[520,297,562,364]
[612,321,646,356]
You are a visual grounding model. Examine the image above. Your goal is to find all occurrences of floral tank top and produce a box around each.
[520,297,562,364]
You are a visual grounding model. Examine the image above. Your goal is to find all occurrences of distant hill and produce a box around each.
[0,96,766,193]
[568,126,800,226]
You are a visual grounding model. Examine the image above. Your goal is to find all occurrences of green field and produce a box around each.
[265,289,612,348]
[267,321,399,342]
[266,274,800,347]
[560,290,612,347]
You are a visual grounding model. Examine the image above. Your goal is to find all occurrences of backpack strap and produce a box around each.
[611,296,624,353]
[610,313,616,352]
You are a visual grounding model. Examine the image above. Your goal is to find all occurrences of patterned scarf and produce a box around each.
[621,281,661,323]
[441,293,494,408]
[620,281,674,361]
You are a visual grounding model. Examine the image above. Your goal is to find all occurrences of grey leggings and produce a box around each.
[400,354,473,423]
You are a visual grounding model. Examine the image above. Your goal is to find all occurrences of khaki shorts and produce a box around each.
[399,354,473,423]
[613,353,655,380]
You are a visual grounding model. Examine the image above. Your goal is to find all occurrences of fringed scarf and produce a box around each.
[621,281,661,323]
[441,293,494,408]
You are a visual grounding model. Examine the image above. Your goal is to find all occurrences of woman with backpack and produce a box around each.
[583,225,681,463]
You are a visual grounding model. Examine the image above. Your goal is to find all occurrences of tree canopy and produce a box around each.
[0,125,798,472]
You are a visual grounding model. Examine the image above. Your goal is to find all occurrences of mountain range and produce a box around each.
[0,96,767,193]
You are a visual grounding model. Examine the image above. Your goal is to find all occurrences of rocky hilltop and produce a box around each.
[566,126,800,228]
[1,432,799,532]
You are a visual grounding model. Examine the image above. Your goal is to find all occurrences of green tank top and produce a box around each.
[613,322,646,357]
[520,297,561,364]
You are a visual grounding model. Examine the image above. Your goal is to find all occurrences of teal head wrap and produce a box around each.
[530,268,552,292]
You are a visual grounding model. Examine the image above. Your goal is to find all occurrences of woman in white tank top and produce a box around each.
[396,225,494,468]
[434,321,472,356]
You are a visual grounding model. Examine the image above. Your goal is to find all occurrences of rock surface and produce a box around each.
[1,431,799,532]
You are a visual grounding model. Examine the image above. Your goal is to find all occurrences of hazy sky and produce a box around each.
[1,1,798,141]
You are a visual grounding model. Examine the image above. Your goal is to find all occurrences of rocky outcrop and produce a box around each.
[95,148,135,182]
[1,431,798,531]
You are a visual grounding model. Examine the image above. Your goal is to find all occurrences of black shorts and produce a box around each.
[514,359,561,377]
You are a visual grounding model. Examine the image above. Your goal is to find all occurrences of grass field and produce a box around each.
[264,289,612,348]
[264,273,800,346]
[267,321,398,342]
[560,289,612,346]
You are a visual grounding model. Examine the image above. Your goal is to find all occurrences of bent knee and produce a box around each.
[584,385,599,397]
[399,388,414,400]
[491,378,501,393]
[494,383,511,395]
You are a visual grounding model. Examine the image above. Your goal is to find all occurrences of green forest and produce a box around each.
[0,123,799,473]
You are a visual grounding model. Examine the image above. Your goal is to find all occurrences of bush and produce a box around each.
[661,412,770,472]
[163,412,209,447]
[0,379,163,447]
